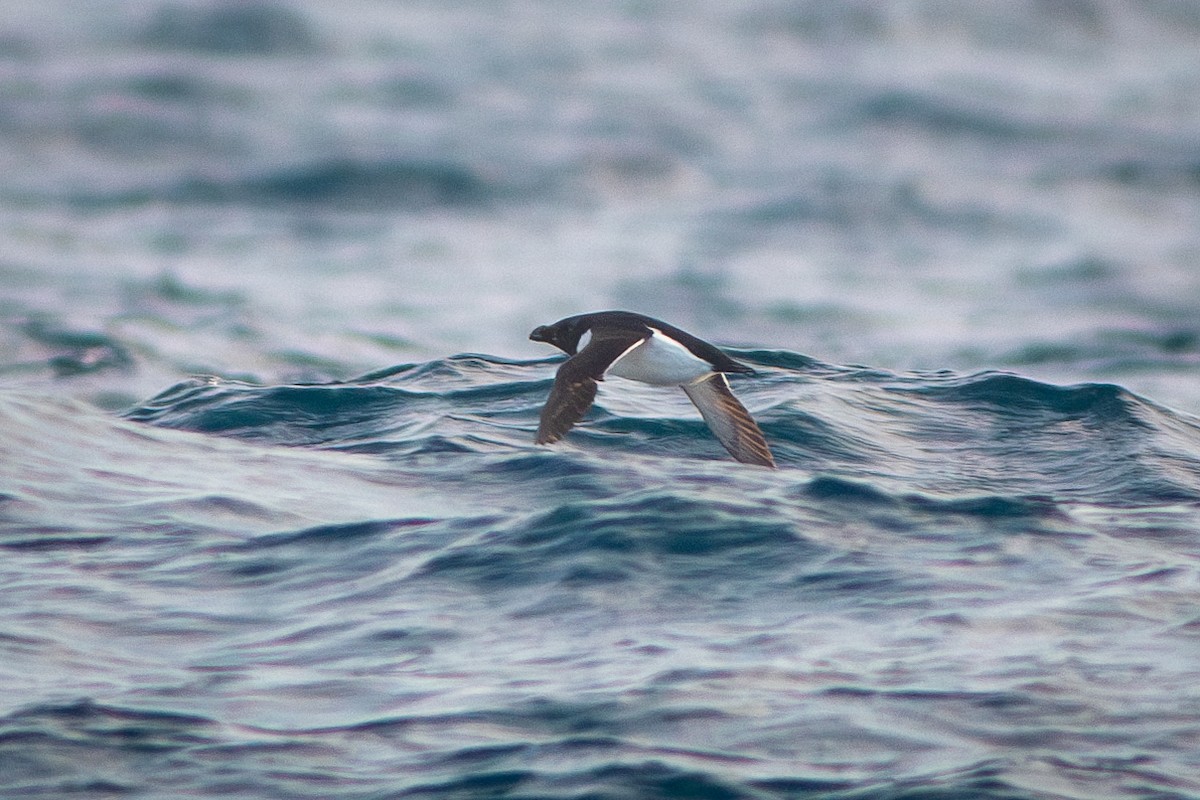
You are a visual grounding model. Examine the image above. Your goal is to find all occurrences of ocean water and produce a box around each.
[3,1,1200,798]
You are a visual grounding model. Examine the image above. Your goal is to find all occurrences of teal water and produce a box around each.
[3,1,1200,798]
[4,354,1200,798]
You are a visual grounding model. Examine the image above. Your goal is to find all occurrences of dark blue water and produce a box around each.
[5,354,1200,798]
[3,2,1200,798]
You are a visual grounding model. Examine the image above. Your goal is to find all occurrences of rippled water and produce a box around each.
[3,1,1200,798]
[5,353,1200,798]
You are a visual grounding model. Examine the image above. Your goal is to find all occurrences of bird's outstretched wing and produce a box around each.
[535,331,647,444]
[681,373,776,467]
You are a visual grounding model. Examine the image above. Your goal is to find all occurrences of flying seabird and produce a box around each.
[529,310,775,467]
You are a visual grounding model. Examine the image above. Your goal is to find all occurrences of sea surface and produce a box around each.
[2,2,1200,798]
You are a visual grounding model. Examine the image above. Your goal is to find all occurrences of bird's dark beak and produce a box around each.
[529,325,550,343]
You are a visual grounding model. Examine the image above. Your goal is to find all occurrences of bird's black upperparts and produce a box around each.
[529,310,753,373]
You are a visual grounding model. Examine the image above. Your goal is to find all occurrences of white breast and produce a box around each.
[606,328,713,386]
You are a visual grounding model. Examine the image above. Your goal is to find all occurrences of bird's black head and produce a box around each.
[529,315,591,355]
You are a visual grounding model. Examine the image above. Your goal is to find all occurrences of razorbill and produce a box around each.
[529,311,776,468]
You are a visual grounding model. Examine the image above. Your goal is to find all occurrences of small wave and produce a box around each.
[173,158,492,208]
[238,518,437,550]
[138,2,322,55]
[853,87,1077,144]
[867,370,1200,503]
[123,353,1200,505]
[125,378,424,446]
[64,157,496,210]
[415,489,815,594]
[0,698,217,796]
[6,317,135,378]
[902,371,1137,418]
[1103,155,1200,191]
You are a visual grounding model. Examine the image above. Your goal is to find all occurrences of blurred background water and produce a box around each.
[2,2,1200,798]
